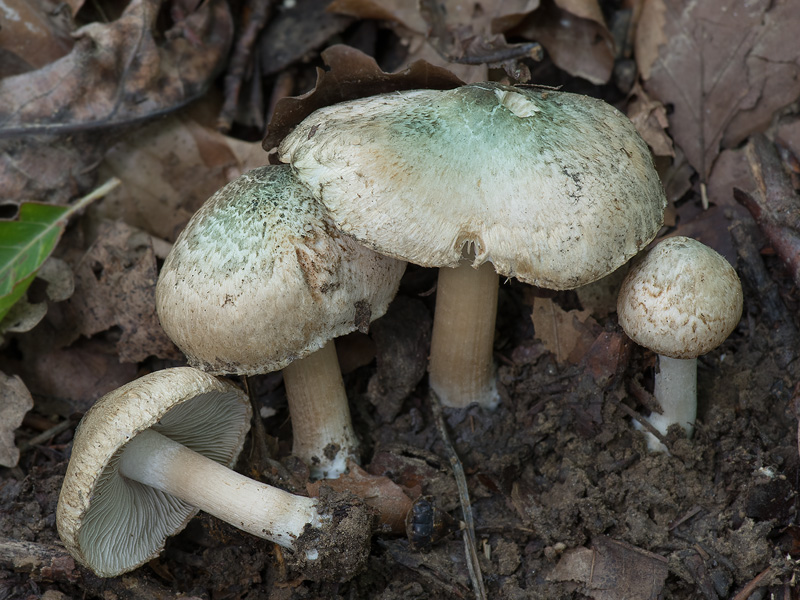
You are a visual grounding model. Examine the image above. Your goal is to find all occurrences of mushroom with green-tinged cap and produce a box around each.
[279,82,666,409]
[56,367,372,580]
[616,236,743,451]
[156,166,405,478]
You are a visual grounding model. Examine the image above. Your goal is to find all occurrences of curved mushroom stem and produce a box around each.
[282,342,359,479]
[119,428,322,549]
[429,262,500,409]
[640,355,697,452]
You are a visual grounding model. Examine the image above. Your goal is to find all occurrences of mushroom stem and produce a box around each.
[282,342,358,479]
[429,262,500,409]
[119,428,322,549]
[642,356,697,451]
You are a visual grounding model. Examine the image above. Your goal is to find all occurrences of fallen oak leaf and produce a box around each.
[262,44,464,152]
[0,0,233,136]
[0,372,34,468]
[637,0,800,181]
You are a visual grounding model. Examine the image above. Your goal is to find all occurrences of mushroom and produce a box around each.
[616,236,743,451]
[156,166,405,478]
[279,82,666,409]
[56,367,372,580]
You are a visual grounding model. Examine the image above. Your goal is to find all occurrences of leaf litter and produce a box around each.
[2,0,800,598]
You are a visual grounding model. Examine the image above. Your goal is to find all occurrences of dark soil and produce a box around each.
[3,243,800,599]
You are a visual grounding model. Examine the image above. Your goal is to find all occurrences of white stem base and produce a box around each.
[429,262,500,409]
[119,428,321,549]
[283,342,358,479]
[638,355,697,452]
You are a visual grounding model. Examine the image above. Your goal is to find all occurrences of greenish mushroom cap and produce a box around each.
[156,165,405,374]
[279,82,666,290]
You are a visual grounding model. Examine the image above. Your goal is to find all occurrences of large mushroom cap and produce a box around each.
[56,367,250,578]
[616,236,743,359]
[279,82,666,289]
[156,165,406,375]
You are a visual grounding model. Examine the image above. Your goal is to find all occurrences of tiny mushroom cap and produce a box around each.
[57,367,251,577]
[617,236,743,360]
[279,82,666,408]
[156,164,405,375]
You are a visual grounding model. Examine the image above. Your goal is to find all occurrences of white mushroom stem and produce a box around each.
[429,262,500,409]
[119,428,323,550]
[640,355,697,451]
[282,341,358,480]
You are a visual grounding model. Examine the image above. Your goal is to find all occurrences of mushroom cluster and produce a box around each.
[279,82,667,408]
[58,80,672,584]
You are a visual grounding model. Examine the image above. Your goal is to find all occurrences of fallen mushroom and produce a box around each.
[56,367,372,580]
[279,82,666,409]
[156,165,405,478]
[616,236,743,451]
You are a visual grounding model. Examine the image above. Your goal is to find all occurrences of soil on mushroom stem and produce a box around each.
[2,281,798,598]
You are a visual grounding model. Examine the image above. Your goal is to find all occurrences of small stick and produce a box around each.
[19,419,74,455]
[731,565,772,600]
[429,391,486,600]
[217,0,274,132]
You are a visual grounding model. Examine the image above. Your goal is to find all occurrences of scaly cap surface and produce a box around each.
[279,82,666,289]
[156,165,406,374]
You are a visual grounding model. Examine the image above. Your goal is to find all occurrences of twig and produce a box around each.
[736,134,800,288]
[218,0,274,132]
[428,391,486,600]
[729,219,798,367]
[731,565,773,600]
[608,395,671,451]
[19,419,74,455]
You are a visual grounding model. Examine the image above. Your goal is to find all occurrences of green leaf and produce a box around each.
[0,178,121,322]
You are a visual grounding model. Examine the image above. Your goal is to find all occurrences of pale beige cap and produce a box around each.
[56,368,250,577]
[617,236,743,359]
[279,82,666,290]
[156,165,406,374]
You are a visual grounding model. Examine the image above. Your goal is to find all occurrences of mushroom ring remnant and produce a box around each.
[56,367,372,580]
[279,82,666,408]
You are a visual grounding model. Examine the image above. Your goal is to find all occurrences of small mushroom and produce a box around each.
[279,83,666,409]
[616,237,743,451]
[56,368,372,579]
[156,166,405,478]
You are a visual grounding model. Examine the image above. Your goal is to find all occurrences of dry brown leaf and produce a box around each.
[548,536,668,599]
[626,82,673,157]
[0,372,34,467]
[532,297,599,364]
[95,114,267,241]
[2,338,138,416]
[0,0,74,76]
[59,221,181,363]
[0,257,75,338]
[328,0,427,32]
[263,45,464,151]
[637,0,800,180]
[307,462,413,534]
[0,0,232,135]
[328,1,541,80]
[511,0,614,84]
[0,134,105,208]
[259,0,354,77]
